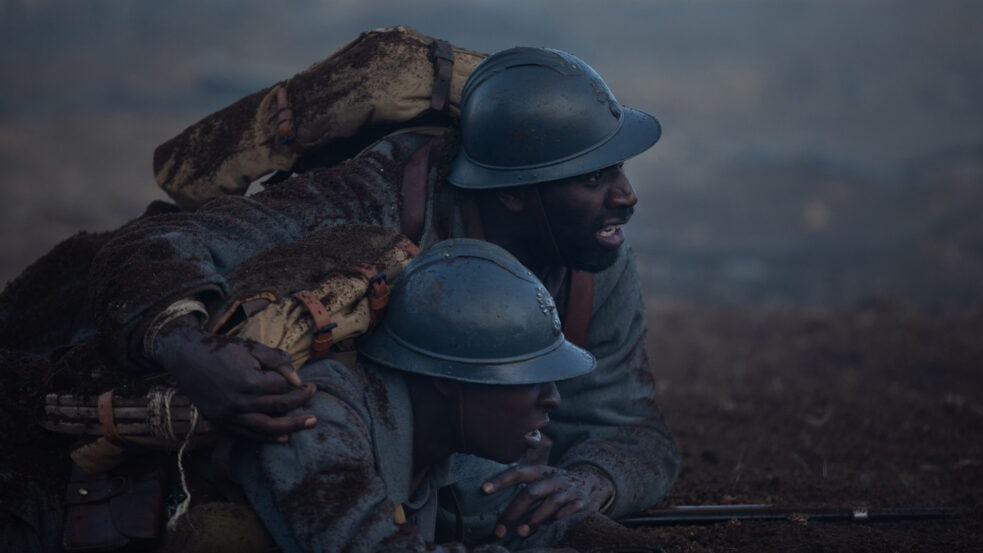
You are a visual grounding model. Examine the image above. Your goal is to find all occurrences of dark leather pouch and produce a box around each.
[62,459,166,551]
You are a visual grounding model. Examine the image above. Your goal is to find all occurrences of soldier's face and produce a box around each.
[459,381,560,463]
[537,163,638,273]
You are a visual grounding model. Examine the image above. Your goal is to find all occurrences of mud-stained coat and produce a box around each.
[233,358,518,552]
[82,132,680,538]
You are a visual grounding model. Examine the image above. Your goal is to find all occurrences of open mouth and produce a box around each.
[524,429,543,447]
[598,225,619,238]
[595,223,626,249]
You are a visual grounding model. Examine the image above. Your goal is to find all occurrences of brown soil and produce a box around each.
[621,298,983,553]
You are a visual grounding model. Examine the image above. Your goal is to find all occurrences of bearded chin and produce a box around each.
[563,244,620,273]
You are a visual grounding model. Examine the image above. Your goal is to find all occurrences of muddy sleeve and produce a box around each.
[85,135,426,370]
[548,246,681,518]
[233,360,404,552]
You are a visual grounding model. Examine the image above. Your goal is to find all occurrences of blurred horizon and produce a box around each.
[3,0,982,306]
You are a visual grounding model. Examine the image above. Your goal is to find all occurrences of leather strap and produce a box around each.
[292,290,337,359]
[355,267,391,327]
[97,390,124,445]
[400,139,433,243]
[276,87,305,154]
[292,290,332,330]
[398,238,422,258]
[429,39,454,112]
[562,270,593,348]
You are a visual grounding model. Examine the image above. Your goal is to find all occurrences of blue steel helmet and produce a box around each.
[448,46,661,189]
[356,239,595,384]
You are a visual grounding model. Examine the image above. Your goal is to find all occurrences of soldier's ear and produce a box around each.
[495,187,527,213]
[432,379,460,398]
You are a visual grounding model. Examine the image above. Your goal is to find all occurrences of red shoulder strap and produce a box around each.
[399,38,455,241]
[562,270,593,348]
[399,140,433,243]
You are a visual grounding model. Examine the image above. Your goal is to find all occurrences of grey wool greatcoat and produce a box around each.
[233,358,520,552]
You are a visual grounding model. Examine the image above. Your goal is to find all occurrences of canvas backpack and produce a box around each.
[153,26,486,210]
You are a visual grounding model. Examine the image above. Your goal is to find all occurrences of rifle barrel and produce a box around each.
[619,505,959,528]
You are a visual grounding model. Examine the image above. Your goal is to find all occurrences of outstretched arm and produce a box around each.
[547,246,680,517]
[482,247,680,537]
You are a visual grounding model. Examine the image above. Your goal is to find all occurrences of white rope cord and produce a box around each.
[167,403,199,531]
[147,387,178,441]
[146,387,200,530]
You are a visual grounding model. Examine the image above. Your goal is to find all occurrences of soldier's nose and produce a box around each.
[607,170,638,209]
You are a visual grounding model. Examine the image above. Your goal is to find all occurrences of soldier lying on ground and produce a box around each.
[0,32,680,541]
[213,239,603,551]
[5,240,659,552]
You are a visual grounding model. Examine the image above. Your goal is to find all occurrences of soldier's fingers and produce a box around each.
[496,474,575,537]
[519,493,574,537]
[482,464,554,494]
[231,411,317,441]
[494,494,537,537]
[236,367,296,397]
[241,384,317,414]
[497,480,557,529]
[248,344,302,387]
[268,361,303,388]
[554,498,590,520]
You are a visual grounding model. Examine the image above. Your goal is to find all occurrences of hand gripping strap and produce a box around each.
[292,290,337,359]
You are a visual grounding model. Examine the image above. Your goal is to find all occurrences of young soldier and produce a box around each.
[221,239,597,551]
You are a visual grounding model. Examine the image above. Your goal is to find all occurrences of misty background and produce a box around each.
[2,0,982,307]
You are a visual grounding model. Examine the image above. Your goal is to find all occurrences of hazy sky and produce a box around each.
[2,0,981,303]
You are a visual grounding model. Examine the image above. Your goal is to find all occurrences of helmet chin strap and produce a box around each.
[457,386,470,454]
[527,186,565,268]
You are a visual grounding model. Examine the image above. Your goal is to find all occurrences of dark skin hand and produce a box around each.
[152,313,317,442]
[482,464,615,538]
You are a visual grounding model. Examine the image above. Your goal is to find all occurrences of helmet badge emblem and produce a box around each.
[536,287,562,335]
[590,77,621,118]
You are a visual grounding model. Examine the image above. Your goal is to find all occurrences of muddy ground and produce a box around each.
[621,299,983,552]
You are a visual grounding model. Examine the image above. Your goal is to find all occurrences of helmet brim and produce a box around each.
[357,326,596,385]
[448,107,661,190]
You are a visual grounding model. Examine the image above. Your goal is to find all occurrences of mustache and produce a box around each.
[595,206,634,228]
